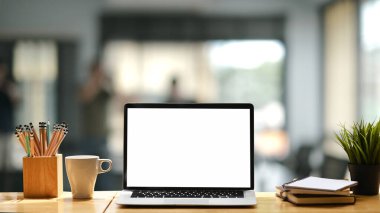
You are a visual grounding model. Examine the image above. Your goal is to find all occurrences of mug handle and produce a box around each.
[98,159,112,174]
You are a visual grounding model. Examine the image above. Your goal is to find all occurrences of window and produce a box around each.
[13,40,58,124]
[360,0,380,121]
[103,40,288,190]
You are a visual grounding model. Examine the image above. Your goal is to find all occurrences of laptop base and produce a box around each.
[116,190,256,206]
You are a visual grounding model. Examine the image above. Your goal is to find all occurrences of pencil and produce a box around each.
[47,120,50,146]
[46,125,59,156]
[50,123,68,155]
[30,122,41,155]
[25,127,34,157]
[51,124,66,155]
[14,121,69,157]
[25,132,31,157]
[39,122,47,156]
[17,126,27,150]
[51,128,68,155]
[30,130,40,156]
[30,131,40,156]
[14,131,27,154]
[17,125,26,143]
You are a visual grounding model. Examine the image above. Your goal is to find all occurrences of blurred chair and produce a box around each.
[320,155,347,179]
[293,145,314,178]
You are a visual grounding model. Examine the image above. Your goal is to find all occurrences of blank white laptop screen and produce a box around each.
[126,108,251,188]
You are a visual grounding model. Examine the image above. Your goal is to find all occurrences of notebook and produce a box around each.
[283,176,357,192]
[116,103,256,206]
[276,183,356,205]
[276,186,351,196]
[276,192,356,205]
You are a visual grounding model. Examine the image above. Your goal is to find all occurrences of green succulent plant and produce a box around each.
[335,119,380,165]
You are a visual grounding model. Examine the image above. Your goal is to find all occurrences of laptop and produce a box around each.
[116,103,256,206]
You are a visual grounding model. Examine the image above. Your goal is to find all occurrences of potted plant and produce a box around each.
[335,119,380,195]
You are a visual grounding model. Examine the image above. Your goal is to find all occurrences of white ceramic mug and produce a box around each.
[65,155,112,199]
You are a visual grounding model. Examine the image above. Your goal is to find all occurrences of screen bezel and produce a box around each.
[123,103,254,190]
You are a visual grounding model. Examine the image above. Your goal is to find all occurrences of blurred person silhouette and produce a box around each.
[0,60,20,171]
[79,60,113,159]
[166,76,181,103]
[166,76,195,103]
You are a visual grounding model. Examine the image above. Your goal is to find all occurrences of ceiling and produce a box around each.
[104,0,331,16]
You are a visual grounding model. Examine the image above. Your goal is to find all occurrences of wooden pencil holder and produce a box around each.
[23,154,63,198]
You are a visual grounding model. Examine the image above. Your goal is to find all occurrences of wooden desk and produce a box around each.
[0,191,116,213]
[1,192,379,212]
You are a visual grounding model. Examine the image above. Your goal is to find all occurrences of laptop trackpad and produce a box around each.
[163,198,209,205]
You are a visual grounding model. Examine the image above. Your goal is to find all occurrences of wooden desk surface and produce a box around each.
[0,191,379,212]
[0,191,116,213]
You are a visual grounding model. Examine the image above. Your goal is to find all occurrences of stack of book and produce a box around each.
[276,176,358,205]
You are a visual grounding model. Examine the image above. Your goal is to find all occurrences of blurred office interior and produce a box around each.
[0,0,379,192]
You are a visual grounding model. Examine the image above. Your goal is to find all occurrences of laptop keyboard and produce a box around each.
[131,190,244,198]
